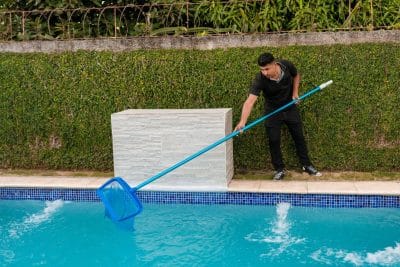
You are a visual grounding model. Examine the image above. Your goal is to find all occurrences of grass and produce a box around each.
[0,168,399,181]
[0,168,113,178]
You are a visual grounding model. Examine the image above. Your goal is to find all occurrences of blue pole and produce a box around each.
[133,80,333,190]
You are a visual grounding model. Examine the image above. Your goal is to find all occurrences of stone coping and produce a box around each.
[1,176,400,195]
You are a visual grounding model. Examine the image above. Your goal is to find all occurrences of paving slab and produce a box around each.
[307,181,358,194]
[1,176,400,195]
[258,181,308,193]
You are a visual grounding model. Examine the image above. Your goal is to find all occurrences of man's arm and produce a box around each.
[234,94,258,132]
[292,73,301,99]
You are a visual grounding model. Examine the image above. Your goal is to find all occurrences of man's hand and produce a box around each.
[293,95,301,105]
[234,121,246,133]
[235,94,257,134]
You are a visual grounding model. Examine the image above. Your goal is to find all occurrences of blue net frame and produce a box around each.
[96,177,143,222]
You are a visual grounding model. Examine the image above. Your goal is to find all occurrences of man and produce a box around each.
[234,52,321,180]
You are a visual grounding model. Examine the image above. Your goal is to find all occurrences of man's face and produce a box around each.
[260,62,276,79]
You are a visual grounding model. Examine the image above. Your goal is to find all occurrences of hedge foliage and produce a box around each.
[0,43,399,172]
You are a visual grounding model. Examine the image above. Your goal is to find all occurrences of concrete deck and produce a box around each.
[1,176,400,195]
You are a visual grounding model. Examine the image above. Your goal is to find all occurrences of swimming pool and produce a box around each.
[1,199,400,266]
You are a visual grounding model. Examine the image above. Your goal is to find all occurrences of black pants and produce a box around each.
[264,106,311,171]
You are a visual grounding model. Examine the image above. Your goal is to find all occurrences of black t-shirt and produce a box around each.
[249,59,297,112]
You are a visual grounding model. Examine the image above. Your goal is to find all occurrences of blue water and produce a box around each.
[1,200,400,267]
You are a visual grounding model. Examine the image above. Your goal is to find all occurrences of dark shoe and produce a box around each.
[273,170,285,180]
[302,165,322,176]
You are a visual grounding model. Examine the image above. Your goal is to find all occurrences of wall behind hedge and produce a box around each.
[0,43,399,171]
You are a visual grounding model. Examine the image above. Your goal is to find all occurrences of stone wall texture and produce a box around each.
[1,30,399,53]
[111,109,233,191]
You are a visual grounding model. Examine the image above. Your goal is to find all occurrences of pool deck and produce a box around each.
[1,175,400,195]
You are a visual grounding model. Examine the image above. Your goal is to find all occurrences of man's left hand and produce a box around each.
[293,95,301,105]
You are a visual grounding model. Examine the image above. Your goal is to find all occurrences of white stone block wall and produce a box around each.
[111,109,233,191]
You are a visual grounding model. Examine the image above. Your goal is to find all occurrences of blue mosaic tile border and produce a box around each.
[138,191,400,208]
[1,187,399,208]
[0,188,98,202]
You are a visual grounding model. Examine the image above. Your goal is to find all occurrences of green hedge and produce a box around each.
[0,43,399,172]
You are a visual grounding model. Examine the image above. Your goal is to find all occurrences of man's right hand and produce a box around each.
[234,122,246,133]
[234,94,258,134]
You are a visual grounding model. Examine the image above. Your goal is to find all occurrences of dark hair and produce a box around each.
[258,53,274,66]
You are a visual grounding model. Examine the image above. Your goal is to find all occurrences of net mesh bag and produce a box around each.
[96,177,142,222]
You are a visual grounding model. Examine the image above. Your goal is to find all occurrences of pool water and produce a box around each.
[1,200,400,267]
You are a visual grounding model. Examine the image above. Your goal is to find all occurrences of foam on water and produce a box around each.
[272,202,291,236]
[311,243,400,266]
[245,202,305,257]
[8,199,64,239]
